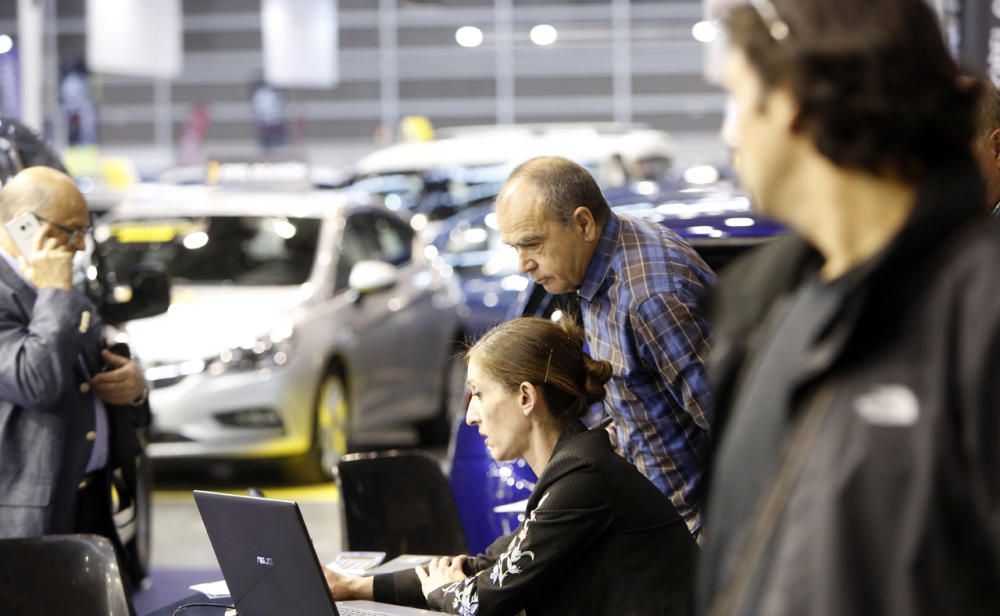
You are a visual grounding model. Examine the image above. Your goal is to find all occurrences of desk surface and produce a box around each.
[144,554,441,615]
[146,593,442,615]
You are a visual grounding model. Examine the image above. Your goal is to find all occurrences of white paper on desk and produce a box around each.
[190,579,230,599]
[325,551,387,576]
[366,554,437,576]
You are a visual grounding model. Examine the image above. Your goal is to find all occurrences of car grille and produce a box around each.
[150,375,186,389]
[149,431,194,444]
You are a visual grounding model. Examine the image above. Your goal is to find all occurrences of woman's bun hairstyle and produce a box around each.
[467,315,612,425]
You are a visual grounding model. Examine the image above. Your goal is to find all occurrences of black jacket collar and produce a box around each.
[706,154,986,437]
[526,421,592,510]
[712,154,985,335]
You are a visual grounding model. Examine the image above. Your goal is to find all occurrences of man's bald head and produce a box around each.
[0,167,90,258]
[498,156,610,227]
[0,166,88,225]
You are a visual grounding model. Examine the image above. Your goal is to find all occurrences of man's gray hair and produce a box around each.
[504,156,611,226]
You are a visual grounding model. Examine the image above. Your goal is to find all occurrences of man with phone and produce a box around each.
[0,167,148,588]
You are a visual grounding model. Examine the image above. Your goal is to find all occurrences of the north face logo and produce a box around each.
[853,384,919,427]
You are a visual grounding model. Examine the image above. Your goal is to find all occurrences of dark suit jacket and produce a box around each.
[0,256,107,536]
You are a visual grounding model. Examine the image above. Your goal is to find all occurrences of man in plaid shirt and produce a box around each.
[496,156,715,537]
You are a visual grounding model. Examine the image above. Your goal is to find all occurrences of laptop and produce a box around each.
[193,491,439,616]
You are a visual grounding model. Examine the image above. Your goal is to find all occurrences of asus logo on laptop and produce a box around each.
[256,556,274,566]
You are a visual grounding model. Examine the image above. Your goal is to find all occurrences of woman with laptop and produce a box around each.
[325,316,696,615]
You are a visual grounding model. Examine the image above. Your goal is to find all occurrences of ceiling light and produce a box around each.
[456,26,484,48]
[530,24,558,46]
[692,21,718,43]
[683,165,720,185]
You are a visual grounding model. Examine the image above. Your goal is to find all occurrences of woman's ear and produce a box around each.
[519,381,538,417]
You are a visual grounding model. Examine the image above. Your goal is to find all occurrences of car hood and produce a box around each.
[125,285,309,363]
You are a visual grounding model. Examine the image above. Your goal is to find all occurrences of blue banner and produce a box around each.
[0,45,20,119]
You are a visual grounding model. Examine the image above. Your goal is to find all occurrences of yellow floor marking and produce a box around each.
[154,483,340,504]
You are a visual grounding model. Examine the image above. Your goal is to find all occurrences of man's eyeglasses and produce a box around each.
[750,0,790,42]
[34,214,92,245]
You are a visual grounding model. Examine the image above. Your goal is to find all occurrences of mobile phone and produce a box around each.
[4,212,42,259]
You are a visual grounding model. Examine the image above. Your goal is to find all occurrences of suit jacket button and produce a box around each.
[85,431,97,442]
[79,383,91,393]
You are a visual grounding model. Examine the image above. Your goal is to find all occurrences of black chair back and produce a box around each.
[336,451,468,560]
[0,533,133,615]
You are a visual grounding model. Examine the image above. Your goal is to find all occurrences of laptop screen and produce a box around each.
[193,491,339,616]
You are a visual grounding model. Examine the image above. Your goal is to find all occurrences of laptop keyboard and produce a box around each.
[338,607,394,616]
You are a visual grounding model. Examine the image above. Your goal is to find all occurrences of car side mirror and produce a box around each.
[99,264,171,324]
[348,260,398,295]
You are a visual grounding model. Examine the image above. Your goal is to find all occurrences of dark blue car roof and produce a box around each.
[431,183,784,252]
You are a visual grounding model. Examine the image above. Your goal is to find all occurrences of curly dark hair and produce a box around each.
[974,77,1000,138]
[726,0,981,182]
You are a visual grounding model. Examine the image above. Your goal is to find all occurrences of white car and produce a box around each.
[96,184,468,480]
[355,122,675,182]
[349,122,676,234]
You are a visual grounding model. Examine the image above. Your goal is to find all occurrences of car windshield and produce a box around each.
[98,215,322,286]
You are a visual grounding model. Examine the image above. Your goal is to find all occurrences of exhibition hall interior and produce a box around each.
[0,1,997,615]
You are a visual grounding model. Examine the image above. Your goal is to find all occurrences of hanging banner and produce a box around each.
[960,0,1000,86]
[0,44,19,119]
[86,0,182,79]
[261,0,339,88]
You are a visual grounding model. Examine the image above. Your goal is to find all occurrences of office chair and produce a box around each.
[336,450,469,560]
[0,533,133,616]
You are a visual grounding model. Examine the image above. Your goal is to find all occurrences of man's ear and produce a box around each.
[769,87,803,135]
[571,206,599,242]
[988,129,1000,164]
[519,381,538,417]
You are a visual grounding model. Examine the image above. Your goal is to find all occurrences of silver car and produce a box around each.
[96,185,468,480]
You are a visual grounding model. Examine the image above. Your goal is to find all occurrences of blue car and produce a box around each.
[446,185,786,552]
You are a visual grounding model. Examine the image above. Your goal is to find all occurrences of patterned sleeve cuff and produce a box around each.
[426,586,447,611]
[428,579,479,615]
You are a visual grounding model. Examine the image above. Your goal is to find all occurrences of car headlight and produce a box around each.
[207,323,295,375]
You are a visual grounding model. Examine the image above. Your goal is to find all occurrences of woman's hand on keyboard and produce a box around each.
[324,566,374,601]
[415,555,469,599]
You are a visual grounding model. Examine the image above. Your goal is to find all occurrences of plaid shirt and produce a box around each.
[578,213,715,536]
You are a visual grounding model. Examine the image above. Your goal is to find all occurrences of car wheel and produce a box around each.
[308,369,350,482]
[443,345,469,428]
[419,340,468,445]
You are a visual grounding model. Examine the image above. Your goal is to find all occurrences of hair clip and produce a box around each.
[750,0,790,41]
[543,348,553,384]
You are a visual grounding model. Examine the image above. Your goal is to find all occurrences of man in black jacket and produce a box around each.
[698,1,1000,615]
